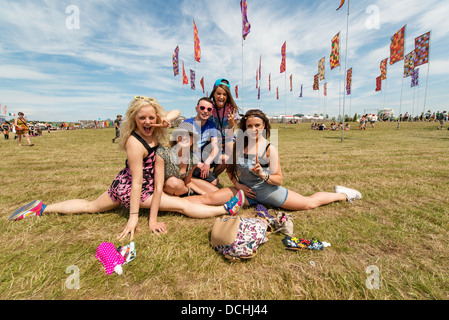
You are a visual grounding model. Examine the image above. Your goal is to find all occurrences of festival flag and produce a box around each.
[414,31,430,67]
[256,69,258,88]
[290,75,293,92]
[380,58,388,80]
[269,73,271,91]
[193,20,201,63]
[241,0,251,40]
[200,77,205,93]
[276,87,279,100]
[376,76,382,92]
[182,62,188,85]
[299,84,303,98]
[330,33,340,70]
[280,41,286,73]
[3,105,6,115]
[404,51,416,78]
[337,0,345,11]
[258,87,260,100]
[190,70,195,90]
[173,46,179,76]
[235,85,239,99]
[346,68,352,95]
[313,74,319,91]
[411,68,419,87]
[390,25,406,65]
[324,82,327,96]
[319,57,325,81]
[259,55,262,80]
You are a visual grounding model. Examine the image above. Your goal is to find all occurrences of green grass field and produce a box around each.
[1,121,448,300]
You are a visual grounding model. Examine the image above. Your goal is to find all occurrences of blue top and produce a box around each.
[182,117,218,161]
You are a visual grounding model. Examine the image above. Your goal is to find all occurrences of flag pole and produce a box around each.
[284,67,287,129]
[341,0,350,142]
[242,36,245,114]
[397,25,407,130]
[422,30,431,128]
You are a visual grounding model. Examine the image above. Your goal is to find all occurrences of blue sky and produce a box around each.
[1,0,448,122]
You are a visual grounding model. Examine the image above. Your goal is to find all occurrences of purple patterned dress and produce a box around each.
[107,132,157,208]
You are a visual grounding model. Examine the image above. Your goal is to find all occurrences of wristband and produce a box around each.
[262,174,270,182]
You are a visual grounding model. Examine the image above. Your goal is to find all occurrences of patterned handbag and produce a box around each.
[211,216,269,261]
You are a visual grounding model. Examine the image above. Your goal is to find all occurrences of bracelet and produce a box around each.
[262,174,270,182]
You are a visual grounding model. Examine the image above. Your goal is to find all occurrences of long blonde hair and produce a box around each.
[118,97,169,151]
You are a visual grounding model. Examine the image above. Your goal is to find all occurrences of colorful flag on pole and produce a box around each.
[376,76,382,92]
[241,0,251,40]
[3,105,6,115]
[404,51,416,78]
[299,84,303,98]
[290,75,293,92]
[259,55,262,81]
[313,74,319,91]
[280,41,286,73]
[319,57,325,81]
[269,73,271,91]
[324,82,328,96]
[330,33,340,70]
[411,68,419,87]
[182,62,188,85]
[235,85,239,99]
[390,25,406,65]
[200,77,205,93]
[337,0,345,11]
[173,46,179,76]
[256,69,258,88]
[346,68,352,95]
[193,20,201,63]
[190,70,195,90]
[258,87,260,100]
[380,58,388,80]
[414,31,430,67]
[276,87,279,100]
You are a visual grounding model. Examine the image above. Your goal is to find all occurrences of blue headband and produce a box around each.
[214,78,230,90]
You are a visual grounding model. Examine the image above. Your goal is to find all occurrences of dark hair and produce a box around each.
[226,109,271,181]
[197,97,213,106]
[209,84,239,113]
[239,109,271,138]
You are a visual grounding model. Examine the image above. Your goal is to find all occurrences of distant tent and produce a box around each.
[378,107,395,120]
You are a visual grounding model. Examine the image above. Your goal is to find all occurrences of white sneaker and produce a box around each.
[334,186,362,203]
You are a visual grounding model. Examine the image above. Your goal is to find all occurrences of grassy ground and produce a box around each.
[0,121,448,300]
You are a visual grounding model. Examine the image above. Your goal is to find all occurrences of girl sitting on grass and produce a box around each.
[187,109,362,210]
[8,97,244,241]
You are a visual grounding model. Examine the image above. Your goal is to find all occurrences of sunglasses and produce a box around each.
[199,105,213,112]
[214,78,230,90]
[134,96,155,101]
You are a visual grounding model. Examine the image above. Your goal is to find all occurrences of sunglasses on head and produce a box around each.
[134,96,155,101]
[214,79,230,90]
[199,105,213,112]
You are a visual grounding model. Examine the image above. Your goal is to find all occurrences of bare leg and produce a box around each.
[44,191,120,214]
[163,177,188,196]
[281,190,346,211]
[140,193,228,219]
[190,178,220,193]
[186,187,239,206]
[24,133,32,145]
[17,134,22,146]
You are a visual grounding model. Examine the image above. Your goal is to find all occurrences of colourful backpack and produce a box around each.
[211,216,270,261]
